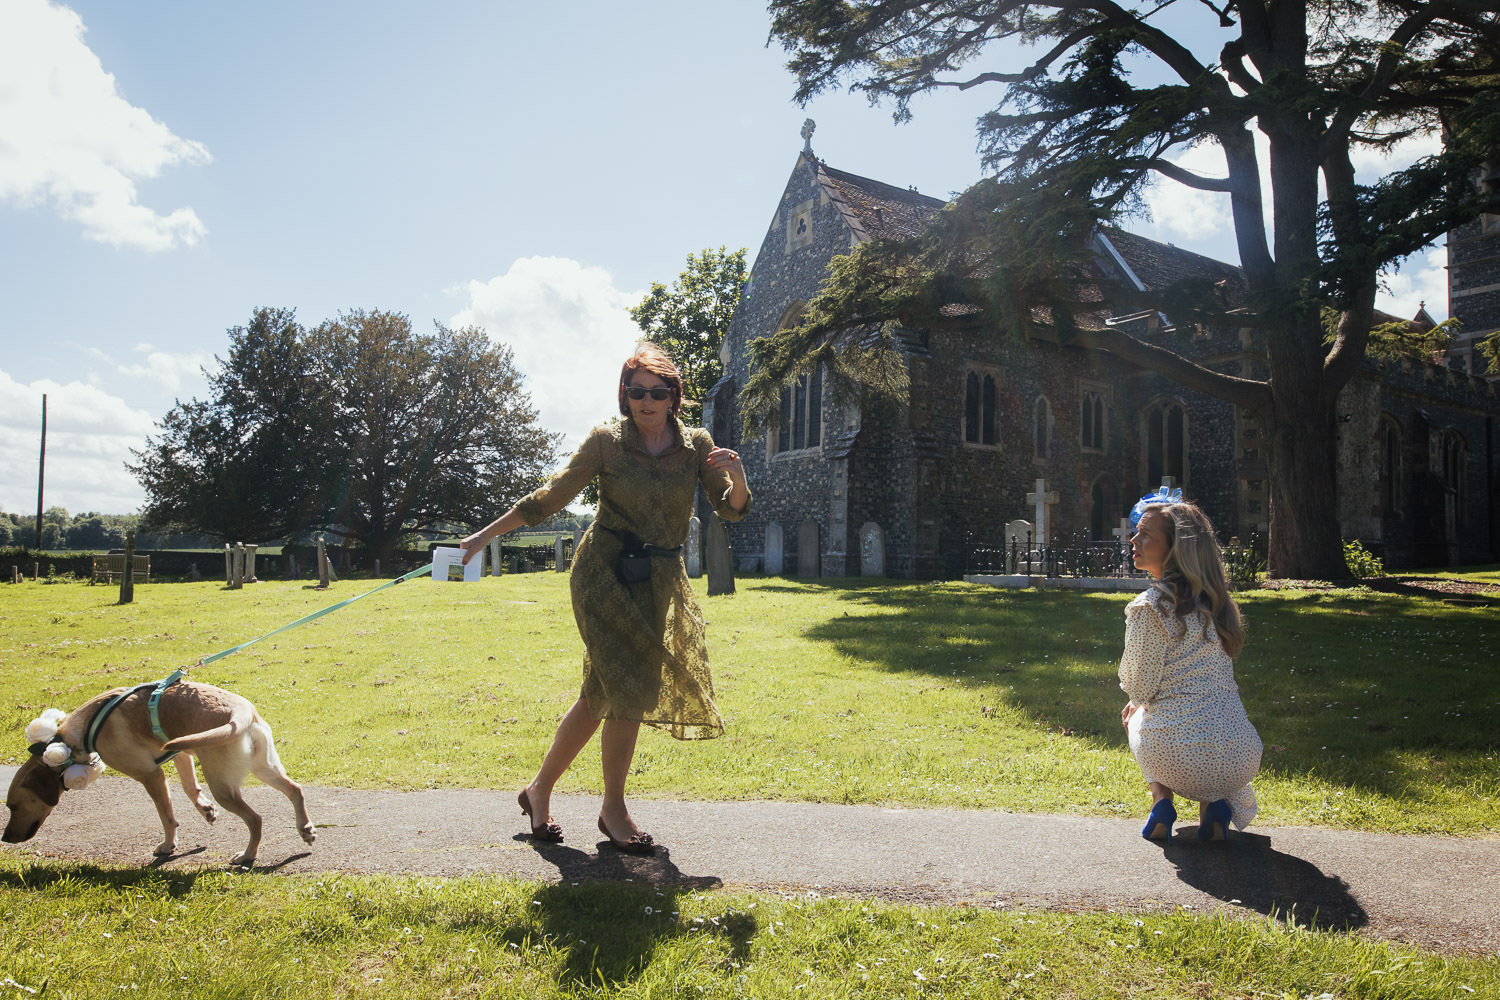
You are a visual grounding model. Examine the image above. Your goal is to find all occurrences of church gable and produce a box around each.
[716,138,1500,578]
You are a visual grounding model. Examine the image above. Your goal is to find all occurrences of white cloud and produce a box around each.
[1140,142,1232,243]
[0,0,210,250]
[1378,244,1448,323]
[84,343,212,394]
[0,369,157,515]
[450,256,645,459]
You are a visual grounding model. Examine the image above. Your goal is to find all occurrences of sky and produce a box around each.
[0,0,1450,517]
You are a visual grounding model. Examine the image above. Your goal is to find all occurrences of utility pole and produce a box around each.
[35,393,46,550]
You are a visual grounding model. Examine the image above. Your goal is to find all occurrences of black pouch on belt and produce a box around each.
[602,526,653,585]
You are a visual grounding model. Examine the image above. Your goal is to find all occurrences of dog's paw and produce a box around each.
[300,824,317,845]
[198,801,218,824]
[230,853,256,868]
[153,840,176,857]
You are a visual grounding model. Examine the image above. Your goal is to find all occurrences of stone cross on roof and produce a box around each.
[801,118,816,154]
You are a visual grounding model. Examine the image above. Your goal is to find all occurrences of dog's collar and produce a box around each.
[28,737,80,792]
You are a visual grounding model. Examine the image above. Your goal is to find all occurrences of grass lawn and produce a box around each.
[2,572,1497,996]
[2,573,1494,836]
[0,855,1495,999]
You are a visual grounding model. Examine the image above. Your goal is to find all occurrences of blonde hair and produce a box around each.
[1139,501,1245,658]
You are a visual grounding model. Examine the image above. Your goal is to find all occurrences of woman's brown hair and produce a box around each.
[618,342,684,418]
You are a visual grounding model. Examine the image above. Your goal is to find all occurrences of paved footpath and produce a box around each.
[3,766,1496,956]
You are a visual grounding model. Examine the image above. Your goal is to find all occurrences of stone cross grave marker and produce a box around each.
[554,535,567,572]
[1004,520,1034,568]
[1025,478,1059,545]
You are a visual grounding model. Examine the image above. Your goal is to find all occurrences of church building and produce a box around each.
[704,133,1500,578]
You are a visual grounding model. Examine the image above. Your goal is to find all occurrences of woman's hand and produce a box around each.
[1121,702,1139,729]
[706,447,749,512]
[460,509,524,564]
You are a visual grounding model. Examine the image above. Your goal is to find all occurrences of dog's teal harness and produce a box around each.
[83,668,187,766]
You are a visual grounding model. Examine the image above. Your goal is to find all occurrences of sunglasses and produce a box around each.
[623,385,672,401]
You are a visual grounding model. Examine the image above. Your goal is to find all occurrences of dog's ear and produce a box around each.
[16,757,63,808]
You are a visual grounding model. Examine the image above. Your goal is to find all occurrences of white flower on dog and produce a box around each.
[41,708,66,724]
[25,718,58,744]
[63,762,99,790]
[41,743,72,767]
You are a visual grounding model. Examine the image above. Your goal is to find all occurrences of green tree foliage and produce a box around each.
[759,1,1500,579]
[629,246,749,418]
[131,308,561,563]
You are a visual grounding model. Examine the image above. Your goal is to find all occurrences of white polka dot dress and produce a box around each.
[1119,586,1261,829]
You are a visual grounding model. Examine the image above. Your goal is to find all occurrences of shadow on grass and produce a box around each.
[1163,830,1367,933]
[464,841,744,988]
[761,578,1500,803]
[0,862,205,897]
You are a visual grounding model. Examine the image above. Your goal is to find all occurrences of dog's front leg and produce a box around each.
[173,755,217,824]
[141,767,180,856]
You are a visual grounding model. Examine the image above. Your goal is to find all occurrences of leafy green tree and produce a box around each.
[309,309,561,563]
[757,1,1500,579]
[131,308,331,544]
[132,308,561,564]
[630,246,748,417]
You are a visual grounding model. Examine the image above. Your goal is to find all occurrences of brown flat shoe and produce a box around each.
[517,788,563,842]
[597,816,654,855]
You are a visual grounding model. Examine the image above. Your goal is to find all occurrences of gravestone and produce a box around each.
[797,519,820,578]
[554,535,567,572]
[245,544,259,583]
[1004,519,1035,567]
[317,535,334,587]
[119,531,135,605]
[489,537,502,577]
[859,521,885,577]
[187,561,202,582]
[706,513,735,596]
[285,553,299,580]
[685,516,702,578]
[1111,516,1133,570]
[224,544,233,585]
[1024,478,1059,545]
[231,543,244,589]
[764,522,784,575]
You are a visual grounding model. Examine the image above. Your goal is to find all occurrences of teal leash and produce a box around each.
[81,563,434,769]
[196,564,434,667]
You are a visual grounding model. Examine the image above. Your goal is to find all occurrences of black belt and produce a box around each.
[597,524,682,556]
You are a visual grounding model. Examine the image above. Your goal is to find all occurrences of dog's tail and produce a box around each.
[161,704,255,753]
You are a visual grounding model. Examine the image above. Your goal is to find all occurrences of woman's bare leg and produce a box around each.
[522,697,600,827]
[1149,780,1174,805]
[599,718,643,838]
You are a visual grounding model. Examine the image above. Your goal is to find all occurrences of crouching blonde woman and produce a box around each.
[1120,489,1261,844]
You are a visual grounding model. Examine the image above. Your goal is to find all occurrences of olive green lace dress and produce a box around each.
[514,417,750,739]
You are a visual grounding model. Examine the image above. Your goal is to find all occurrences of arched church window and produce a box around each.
[963,366,999,446]
[1033,397,1053,461]
[1380,416,1401,517]
[1144,400,1188,486]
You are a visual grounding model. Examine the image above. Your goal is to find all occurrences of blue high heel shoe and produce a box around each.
[1141,799,1176,843]
[1198,799,1232,841]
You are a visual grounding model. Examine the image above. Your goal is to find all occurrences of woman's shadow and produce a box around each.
[1164,828,1367,932]
[493,836,749,987]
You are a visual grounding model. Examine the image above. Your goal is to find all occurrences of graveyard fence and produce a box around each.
[968,534,1139,579]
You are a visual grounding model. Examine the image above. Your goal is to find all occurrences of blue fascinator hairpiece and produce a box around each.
[1129,486,1184,530]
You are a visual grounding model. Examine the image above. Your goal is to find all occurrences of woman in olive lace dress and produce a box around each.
[460,343,750,853]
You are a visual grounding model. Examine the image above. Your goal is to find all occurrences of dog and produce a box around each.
[4,679,315,867]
